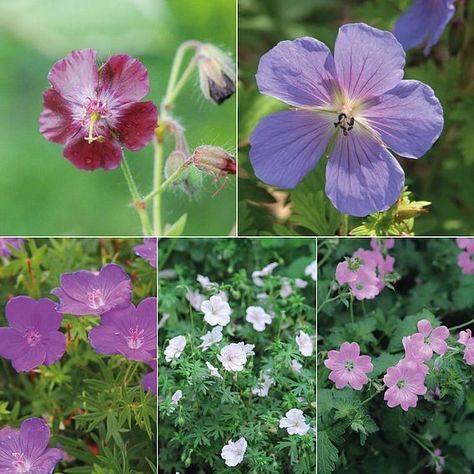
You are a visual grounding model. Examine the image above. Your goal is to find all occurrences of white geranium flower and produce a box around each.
[171,389,182,405]
[185,290,205,311]
[295,278,308,289]
[251,372,274,397]
[218,343,247,372]
[279,409,310,435]
[197,274,217,291]
[256,292,268,300]
[280,279,293,298]
[304,260,317,281]
[296,330,313,357]
[291,359,303,372]
[246,306,272,332]
[201,294,231,326]
[252,262,278,286]
[221,437,247,467]
[164,335,186,362]
[237,341,255,356]
[206,361,222,379]
[198,326,223,351]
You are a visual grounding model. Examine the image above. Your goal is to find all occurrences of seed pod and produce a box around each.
[192,145,236,177]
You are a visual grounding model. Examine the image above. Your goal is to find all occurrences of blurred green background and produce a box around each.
[0,0,236,235]
[238,0,474,236]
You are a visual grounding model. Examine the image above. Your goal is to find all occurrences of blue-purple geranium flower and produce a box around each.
[51,263,132,316]
[142,359,157,395]
[39,49,158,171]
[394,0,456,55]
[88,297,156,362]
[133,238,157,268]
[0,296,66,373]
[0,238,24,258]
[0,418,63,473]
[250,23,444,217]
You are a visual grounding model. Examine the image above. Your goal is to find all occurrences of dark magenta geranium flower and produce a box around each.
[51,263,132,316]
[142,359,157,395]
[0,238,24,258]
[39,49,158,170]
[250,23,443,217]
[0,418,63,473]
[394,0,455,55]
[133,238,157,268]
[88,297,156,362]
[0,296,66,373]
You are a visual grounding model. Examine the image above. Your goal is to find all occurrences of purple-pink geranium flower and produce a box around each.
[324,342,373,390]
[250,23,443,217]
[51,263,132,316]
[0,418,63,472]
[383,358,427,411]
[415,319,449,359]
[0,238,24,257]
[39,49,157,170]
[133,238,157,268]
[88,297,156,362]
[458,329,474,365]
[456,239,474,275]
[394,0,455,55]
[142,359,157,395]
[0,296,66,372]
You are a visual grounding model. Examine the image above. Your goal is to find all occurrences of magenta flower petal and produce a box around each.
[6,296,62,332]
[48,49,99,103]
[63,129,123,170]
[113,101,158,151]
[52,263,132,316]
[12,345,47,372]
[0,328,25,359]
[362,80,443,158]
[256,37,337,108]
[98,54,150,103]
[325,129,405,216]
[133,238,157,268]
[20,418,50,460]
[249,110,334,188]
[417,319,432,336]
[334,23,405,101]
[142,360,157,395]
[39,89,81,144]
[394,0,455,55]
[43,332,67,365]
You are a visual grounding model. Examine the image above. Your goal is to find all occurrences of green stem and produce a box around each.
[404,429,433,456]
[120,159,152,235]
[340,214,349,236]
[153,138,164,235]
[144,160,191,203]
[163,58,198,109]
[349,296,354,324]
[450,317,474,331]
[360,387,381,405]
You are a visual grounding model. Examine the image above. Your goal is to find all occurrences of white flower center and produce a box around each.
[24,328,41,347]
[12,452,31,473]
[126,326,145,349]
[87,288,105,309]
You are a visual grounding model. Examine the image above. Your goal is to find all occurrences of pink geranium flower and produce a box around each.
[457,250,474,275]
[456,238,474,252]
[324,342,373,390]
[415,319,449,359]
[40,49,157,170]
[349,267,380,301]
[383,359,427,411]
[458,329,474,365]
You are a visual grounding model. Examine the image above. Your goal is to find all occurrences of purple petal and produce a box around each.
[325,128,405,216]
[63,130,123,171]
[98,264,132,310]
[142,367,157,395]
[98,54,150,104]
[0,328,25,359]
[42,331,67,365]
[249,110,334,188]
[48,49,98,104]
[362,80,443,158]
[334,23,405,101]
[0,428,20,466]
[256,37,337,107]
[5,296,40,331]
[133,239,157,268]
[394,0,455,55]
[88,324,120,356]
[19,418,50,461]
[33,448,64,471]
[35,298,63,332]
[11,345,46,372]
[39,89,80,144]
[114,101,157,151]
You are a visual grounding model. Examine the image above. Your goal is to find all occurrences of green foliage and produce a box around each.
[158,239,316,473]
[318,238,474,473]
[0,239,157,472]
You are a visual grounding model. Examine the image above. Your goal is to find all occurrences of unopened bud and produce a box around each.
[196,44,236,105]
[192,145,236,176]
[164,150,202,196]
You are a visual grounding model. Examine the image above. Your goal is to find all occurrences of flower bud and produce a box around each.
[196,44,235,105]
[164,150,202,196]
[164,150,187,180]
[191,145,236,176]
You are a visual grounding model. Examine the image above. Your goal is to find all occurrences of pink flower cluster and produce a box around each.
[383,319,449,411]
[458,329,474,365]
[335,239,395,300]
[456,238,474,275]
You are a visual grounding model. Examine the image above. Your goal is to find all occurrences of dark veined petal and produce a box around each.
[48,49,98,104]
[19,418,50,461]
[63,129,123,171]
[394,0,455,55]
[334,23,405,101]
[362,80,443,158]
[256,37,338,108]
[114,101,158,151]
[249,110,334,188]
[39,89,81,144]
[325,127,405,217]
[98,54,151,104]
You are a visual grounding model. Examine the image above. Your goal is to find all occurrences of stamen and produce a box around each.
[334,112,355,137]
[85,111,104,144]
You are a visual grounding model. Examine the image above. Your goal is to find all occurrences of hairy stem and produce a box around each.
[144,160,191,203]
